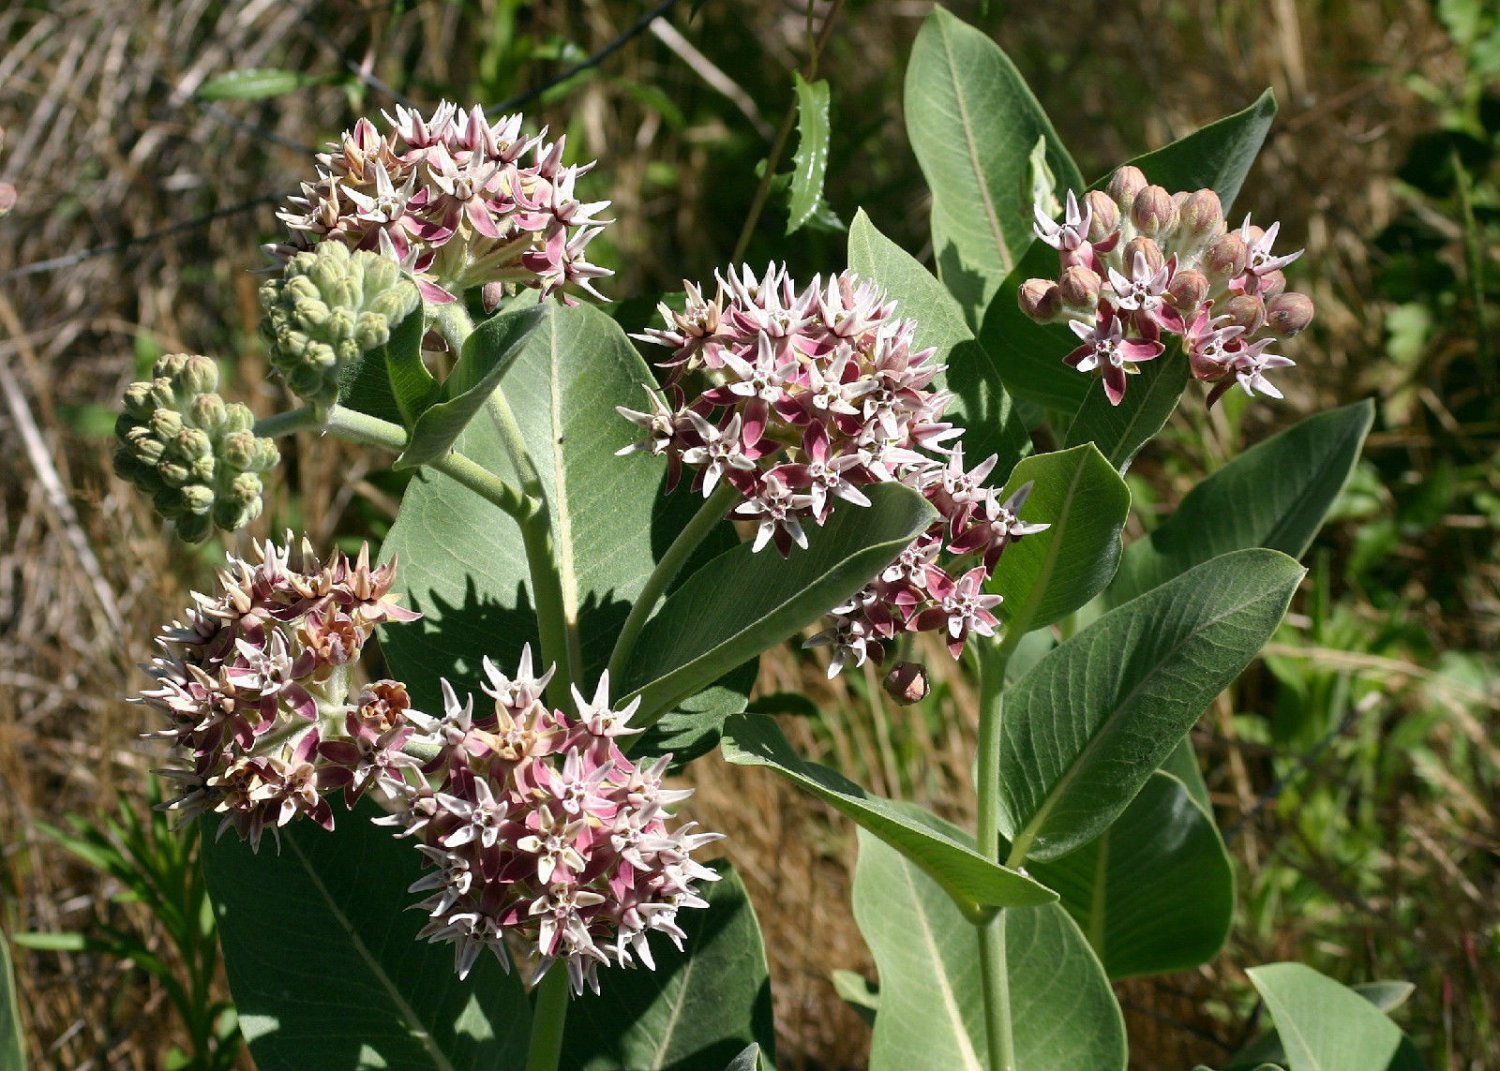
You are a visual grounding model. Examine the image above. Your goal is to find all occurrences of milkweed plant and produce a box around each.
[114,9,1422,1071]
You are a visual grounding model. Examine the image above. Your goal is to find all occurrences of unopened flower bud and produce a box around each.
[1204,233,1248,279]
[122,382,157,420]
[150,408,185,440]
[883,662,930,706]
[1265,292,1315,336]
[1131,185,1178,237]
[1083,190,1119,241]
[188,393,228,433]
[174,511,214,544]
[1221,293,1266,331]
[1106,165,1148,214]
[1057,265,1102,309]
[1257,269,1287,298]
[179,483,216,515]
[1018,278,1063,322]
[165,354,220,398]
[1178,189,1225,242]
[1122,236,1165,275]
[174,426,213,462]
[1166,269,1209,310]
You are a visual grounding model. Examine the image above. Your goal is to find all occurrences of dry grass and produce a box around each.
[1,1,1495,1069]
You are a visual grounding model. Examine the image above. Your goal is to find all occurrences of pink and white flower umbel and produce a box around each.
[1020,166,1313,406]
[137,536,420,850]
[626,265,1050,675]
[391,653,722,994]
[269,101,612,306]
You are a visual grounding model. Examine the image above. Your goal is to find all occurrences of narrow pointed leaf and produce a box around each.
[380,303,745,717]
[853,828,1125,1071]
[786,74,832,234]
[987,443,1130,636]
[198,68,329,101]
[980,90,1279,411]
[1244,964,1426,1071]
[1062,344,1191,472]
[619,483,935,717]
[1029,771,1234,978]
[1109,400,1375,605]
[202,807,530,1071]
[560,863,775,1071]
[847,210,1029,473]
[904,6,1085,323]
[831,970,879,1024]
[396,305,547,469]
[721,713,1054,910]
[1001,548,1304,863]
[0,934,25,1071]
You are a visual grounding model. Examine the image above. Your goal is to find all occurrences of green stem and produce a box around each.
[526,970,571,1071]
[607,481,738,685]
[973,639,1017,1071]
[252,406,321,439]
[977,911,1017,1071]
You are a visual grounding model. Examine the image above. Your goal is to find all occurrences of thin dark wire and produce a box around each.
[298,8,416,110]
[486,0,680,117]
[0,196,280,284]
[1222,700,1366,844]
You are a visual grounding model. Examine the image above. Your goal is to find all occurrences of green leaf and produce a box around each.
[831,969,879,1025]
[1028,771,1234,978]
[9,933,85,953]
[340,302,427,427]
[396,306,548,469]
[988,443,1130,636]
[0,933,26,1071]
[202,808,531,1071]
[380,303,743,714]
[978,90,1279,413]
[632,662,760,772]
[1161,737,1212,813]
[786,74,832,235]
[1108,400,1375,606]
[723,1045,761,1071]
[618,483,936,718]
[560,863,775,1071]
[847,210,1029,476]
[1001,548,1304,863]
[1062,344,1191,473]
[1230,980,1419,1070]
[1243,963,1426,1071]
[904,6,1085,323]
[197,68,328,101]
[852,827,1125,1071]
[720,713,1054,910]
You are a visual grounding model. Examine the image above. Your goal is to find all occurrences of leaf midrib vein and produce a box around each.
[937,19,1011,275]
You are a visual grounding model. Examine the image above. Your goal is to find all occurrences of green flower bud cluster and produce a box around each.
[114,354,280,543]
[259,242,421,417]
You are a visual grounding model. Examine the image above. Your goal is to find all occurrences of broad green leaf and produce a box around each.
[1028,771,1234,978]
[396,305,547,469]
[1001,548,1304,863]
[632,662,760,771]
[1108,400,1376,606]
[847,210,1029,475]
[380,302,744,715]
[0,933,25,1071]
[723,1045,761,1071]
[1243,964,1426,1071]
[904,6,1085,323]
[198,68,328,101]
[340,302,427,427]
[720,713,1054,910]
[1161,736,1212,813]
[560,863,775,1071]
[988,443,1130,636]
[1062,344,1191,473]
[1197,1065,1282,1071]
[202,807,530,1071]
[786,74,832,235]
[1231,979,1419,1070]
[853,828,1125,1071]
[618,483,935,718]
[979,90,1279,413]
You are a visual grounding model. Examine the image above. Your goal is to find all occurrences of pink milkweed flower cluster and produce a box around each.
[1020,165,1315,407]
[384,652,722,995]
[624,264,1049,677]
[138,537,419,850]
[270,101,612,307]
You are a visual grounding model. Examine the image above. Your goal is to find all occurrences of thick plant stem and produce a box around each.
[606,481,738,685]
[974,640,1016,1071]
[526,970,571,1071]
[977,911,1017,1071]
